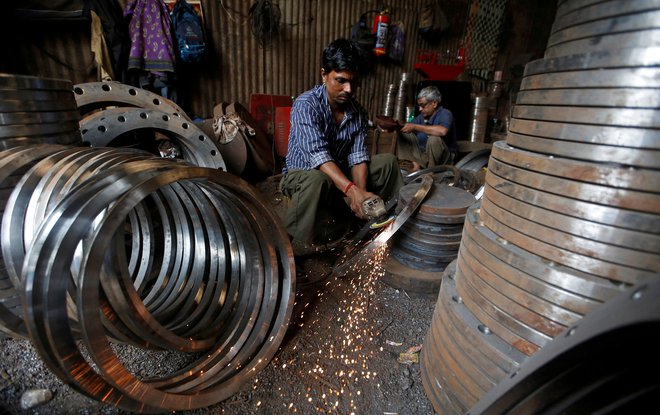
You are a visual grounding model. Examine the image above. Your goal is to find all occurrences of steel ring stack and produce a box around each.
[0,145,295,412]
[421,1,660,413]
[0,73,82,151]
[384,179,475,299]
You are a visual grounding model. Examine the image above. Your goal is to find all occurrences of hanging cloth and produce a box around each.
[124,0,176,73]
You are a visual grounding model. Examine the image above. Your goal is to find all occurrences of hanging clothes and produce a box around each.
[124,0,176,73]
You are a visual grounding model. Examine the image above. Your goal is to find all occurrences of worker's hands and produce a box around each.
[400,123,416,133]
[345,186,375,219]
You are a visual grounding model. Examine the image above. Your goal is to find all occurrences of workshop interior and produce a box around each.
[0,0,659,414]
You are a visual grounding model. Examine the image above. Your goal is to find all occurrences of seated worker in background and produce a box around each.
[397,86,458,171]
[280,38,404,253]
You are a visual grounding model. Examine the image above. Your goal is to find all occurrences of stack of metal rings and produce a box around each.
[421,1,660,413]
[0,145,294,412]
[0,73,81,150]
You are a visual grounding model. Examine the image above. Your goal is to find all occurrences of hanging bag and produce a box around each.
[171,0,206,63]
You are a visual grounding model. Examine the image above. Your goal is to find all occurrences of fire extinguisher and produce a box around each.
[372,9,390,56]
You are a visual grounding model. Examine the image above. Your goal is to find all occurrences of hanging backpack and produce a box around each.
[171,0,205,63]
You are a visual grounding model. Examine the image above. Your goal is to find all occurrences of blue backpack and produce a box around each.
[171,0,205,63]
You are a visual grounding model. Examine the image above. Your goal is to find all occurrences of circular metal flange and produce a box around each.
[399,182,476,218]
[467,277,660,415]
[455,148,492,172]
[512,105,659,128]
[487,156,660,215]
[515,88,660,109]
[382,255,444,299]
[550,0,660,34]
[547,9,660,48]
[73,82,189,119]
[491,140,659,192]
[0,144,72,337]
[0,133,82,151]
[505,132,660,169]
[463,205,627,307]
[520,68,660,90]
[479,199,656,285]
[80,107,226,170]
[421,267,526,415]
[485,168,660,234]
[523,47,660,76]
[546,29,660,58]
[508,118,659,149]
[483,184,660,255]
[0,73,72,91]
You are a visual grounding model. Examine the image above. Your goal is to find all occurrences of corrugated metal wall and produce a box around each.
[184,0,471,119]
[1,0,473,120]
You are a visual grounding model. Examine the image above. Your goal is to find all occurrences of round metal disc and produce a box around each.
[399,182,476,217]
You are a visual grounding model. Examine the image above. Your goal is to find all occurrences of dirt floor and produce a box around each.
[0,175,438,415]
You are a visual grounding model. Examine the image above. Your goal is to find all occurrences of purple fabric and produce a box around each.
[124,0,176,72]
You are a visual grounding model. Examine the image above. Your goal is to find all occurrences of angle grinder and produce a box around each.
[362,195,395,228]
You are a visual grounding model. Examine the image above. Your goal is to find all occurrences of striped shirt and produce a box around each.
[283,84,370,174]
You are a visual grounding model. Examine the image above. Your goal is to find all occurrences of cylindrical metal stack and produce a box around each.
[382,83,396,117]
[0,73,81,150]
[394,72,409,123]
[467,96,496,143]
[0,145,295,412]
[384,179,475,298]
[421,1,660,413]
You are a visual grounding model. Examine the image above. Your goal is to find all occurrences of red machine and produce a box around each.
[413,47,466,80]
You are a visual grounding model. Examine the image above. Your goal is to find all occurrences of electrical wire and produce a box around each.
[248,0,281,48]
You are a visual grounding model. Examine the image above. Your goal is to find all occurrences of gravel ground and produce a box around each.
[0,247,437,414]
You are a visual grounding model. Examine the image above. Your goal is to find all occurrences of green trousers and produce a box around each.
[397,132,453,168]
[280,153,404,244]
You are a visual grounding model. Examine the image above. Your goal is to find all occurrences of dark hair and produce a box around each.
[321,38,369,76]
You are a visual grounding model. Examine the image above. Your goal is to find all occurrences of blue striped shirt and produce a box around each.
[283,84,370,174]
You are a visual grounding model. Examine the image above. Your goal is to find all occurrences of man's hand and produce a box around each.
[345,186,376,219]
[401,123,416,133]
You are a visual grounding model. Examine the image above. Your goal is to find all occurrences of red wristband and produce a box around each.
[343,182,355,195]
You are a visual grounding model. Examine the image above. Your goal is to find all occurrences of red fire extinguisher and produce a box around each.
[372,10,390,56]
